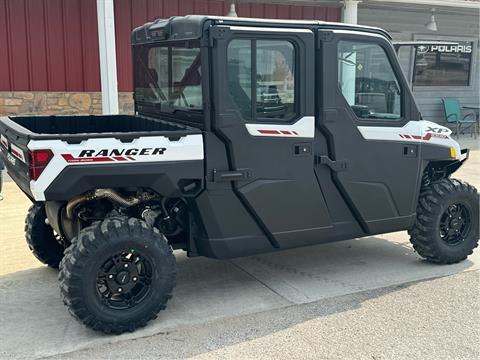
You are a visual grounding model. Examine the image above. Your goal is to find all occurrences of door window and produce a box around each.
[337,40,402,120]
[228,39,296,122]
[227,39,252,119]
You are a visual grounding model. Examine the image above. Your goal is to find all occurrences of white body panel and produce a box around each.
[245,116,315,138]
[10,119,465,202]
[357,120,464,160]
[28,134,204,201]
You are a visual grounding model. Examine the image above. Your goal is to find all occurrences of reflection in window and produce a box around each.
[134,45,202,111]
[227,39,252,118]
[227,39,296,121]
[256,40,295,120]
[338,41,402,120]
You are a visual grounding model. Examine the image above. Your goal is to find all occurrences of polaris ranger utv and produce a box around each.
[0,16,478,334]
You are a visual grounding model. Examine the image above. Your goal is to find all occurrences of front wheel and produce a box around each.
[409,178,479,264]
[59,217,176,334]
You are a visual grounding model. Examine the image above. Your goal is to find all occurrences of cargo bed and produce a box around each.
[0,114,200,142]
[0,114,203,201]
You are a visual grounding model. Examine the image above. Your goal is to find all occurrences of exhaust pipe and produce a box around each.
[65,189,141,219]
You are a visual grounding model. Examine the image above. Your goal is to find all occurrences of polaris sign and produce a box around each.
[417,44,473,54]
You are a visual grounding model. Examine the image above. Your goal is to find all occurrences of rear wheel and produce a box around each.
[59,217,176,334]
[25,203,65,268]
[409,178,479,264]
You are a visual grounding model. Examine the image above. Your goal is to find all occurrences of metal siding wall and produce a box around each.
[7,0,30,90]
[0,1,10,89]
[0,0,100,92]
[0,0,340,92]
[115,0,341,91]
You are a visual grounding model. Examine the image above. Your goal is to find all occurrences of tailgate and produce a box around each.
[0,132,32,197]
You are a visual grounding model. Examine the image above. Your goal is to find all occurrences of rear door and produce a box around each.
[210,25,333,248]
[317,29,422,234]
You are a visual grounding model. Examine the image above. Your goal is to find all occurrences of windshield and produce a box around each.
[134,44,203,114]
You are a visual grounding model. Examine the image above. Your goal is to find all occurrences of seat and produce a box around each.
[356,92,387,114]
[442,98,477,138]
[228,61,252,118]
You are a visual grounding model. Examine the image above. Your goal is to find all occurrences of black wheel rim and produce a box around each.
[439,203,471,246]
[96,249,153,310]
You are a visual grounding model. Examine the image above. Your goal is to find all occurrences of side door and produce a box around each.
[210,25,333,248]
[318,30,423,235]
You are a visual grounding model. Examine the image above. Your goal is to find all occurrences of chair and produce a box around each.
[442,98,477,138]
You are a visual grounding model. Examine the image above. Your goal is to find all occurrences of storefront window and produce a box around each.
[413,42,473,86]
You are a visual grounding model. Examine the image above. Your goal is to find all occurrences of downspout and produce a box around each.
[96,0,119,114]
[342,0,360,25]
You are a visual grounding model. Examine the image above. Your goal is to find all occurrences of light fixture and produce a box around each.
[425,8,438,31]
[227,2,238,17]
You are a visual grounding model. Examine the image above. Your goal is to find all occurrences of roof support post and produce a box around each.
[342,0,360,24]
[96,0,119,114]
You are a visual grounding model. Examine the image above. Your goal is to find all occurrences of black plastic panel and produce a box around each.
[44,160,203,200]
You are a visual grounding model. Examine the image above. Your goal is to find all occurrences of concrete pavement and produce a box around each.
[49,270,480,360]
[0,137,479,359]
[1,234,478,359]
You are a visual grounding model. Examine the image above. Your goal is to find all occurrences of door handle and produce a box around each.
[293,143,312,156]
[212,168,252,182]
[402,145,418,158]
[315,155,349,172]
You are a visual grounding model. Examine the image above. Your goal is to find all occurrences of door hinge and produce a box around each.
[317,30,334,47]
[208,25,230,47]
[212,168,252,182]
[315,155,349,172]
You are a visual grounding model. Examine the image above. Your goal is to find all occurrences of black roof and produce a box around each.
[131,15,391,45]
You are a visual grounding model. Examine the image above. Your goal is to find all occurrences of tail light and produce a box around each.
[29,149,54,181]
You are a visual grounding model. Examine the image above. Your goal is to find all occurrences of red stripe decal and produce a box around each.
[258,130,281,135]
[258,129,300,136]
[113,156,127,161]
[127,156,136,161]
[400,133,447,141]
[62,154,115,163]
[10,148,23,159]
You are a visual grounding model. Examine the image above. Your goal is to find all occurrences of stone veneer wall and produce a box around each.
[0,92,134,116]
